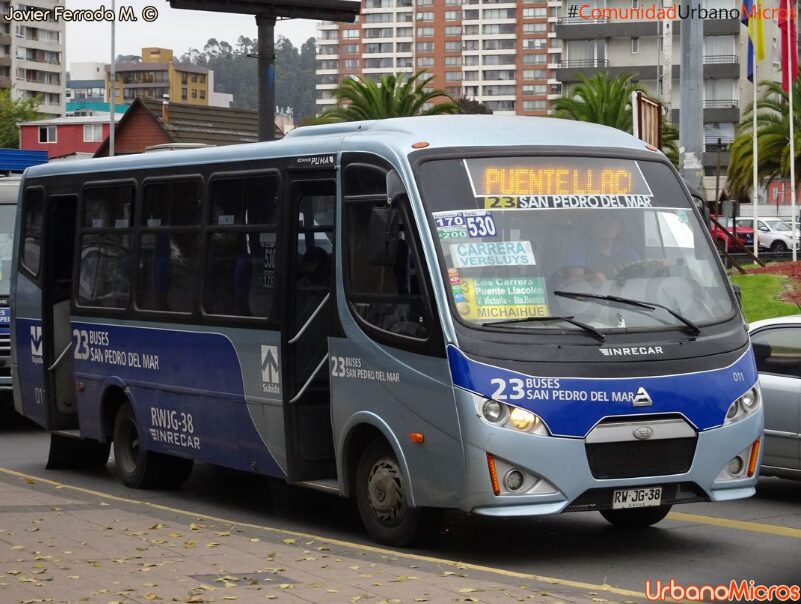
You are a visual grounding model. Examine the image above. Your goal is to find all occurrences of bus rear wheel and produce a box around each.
[355,440,433,547]
[600,504,672,528]
[113,402,193,489]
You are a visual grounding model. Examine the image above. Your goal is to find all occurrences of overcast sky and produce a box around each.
[65,0,319,65]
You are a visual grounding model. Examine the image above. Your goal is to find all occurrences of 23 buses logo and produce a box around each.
[30,326,43,364]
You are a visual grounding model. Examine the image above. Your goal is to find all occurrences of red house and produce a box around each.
[19,115,121,159]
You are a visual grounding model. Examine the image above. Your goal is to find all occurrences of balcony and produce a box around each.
[703,54,737,64]
[556,62,739,83]
[557,17,739,39]
[558,59,609,69]
[703,99,738,109]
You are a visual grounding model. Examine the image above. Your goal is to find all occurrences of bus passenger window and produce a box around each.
[138,180,202,313]
[345,201,431,340]
[78,234,130,308]
[203,173,280,319]
[21,188,44,276]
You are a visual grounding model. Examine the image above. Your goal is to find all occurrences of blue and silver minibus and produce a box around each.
[0,176,20,401]
[10,116,763,545]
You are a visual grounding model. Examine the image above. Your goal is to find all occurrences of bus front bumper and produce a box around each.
[460,410,763,517]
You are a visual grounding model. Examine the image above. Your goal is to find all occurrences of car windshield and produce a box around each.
[765,220,792,232]
[416,155,734,332]
[0,205,16,296]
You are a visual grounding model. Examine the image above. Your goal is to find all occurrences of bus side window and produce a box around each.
[203,172,280,319]
[77,185,134,309]
[21,187,44,277]
[343,162,433,344]
[138,180,201,313]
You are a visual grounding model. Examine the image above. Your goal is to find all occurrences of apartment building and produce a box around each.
[0,0,66,115]
[316,0,563,116]
[106,47,210,106]
[555,0,788,187]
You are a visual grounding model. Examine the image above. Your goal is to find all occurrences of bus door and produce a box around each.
[282,175,338,482]
[18,192,78,429]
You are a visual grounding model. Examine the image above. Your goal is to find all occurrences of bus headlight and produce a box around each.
[723,386,761,425]
[482,400,506,423]
[475,395,549,436]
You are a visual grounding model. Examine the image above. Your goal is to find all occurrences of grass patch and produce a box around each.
[730,273,800,323]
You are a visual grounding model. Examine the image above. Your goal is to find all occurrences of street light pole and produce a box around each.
[109,0,116,157]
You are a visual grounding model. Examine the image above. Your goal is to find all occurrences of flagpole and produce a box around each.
[789,0,798,262]
[752,50,759,256]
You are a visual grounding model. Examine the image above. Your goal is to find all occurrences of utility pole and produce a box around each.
[660,0,672,112]
[678,0,704,193]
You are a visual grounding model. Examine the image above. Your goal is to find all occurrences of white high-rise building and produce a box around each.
[0,0,66,115]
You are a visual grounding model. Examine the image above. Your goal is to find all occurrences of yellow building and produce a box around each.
[106,47,209,106]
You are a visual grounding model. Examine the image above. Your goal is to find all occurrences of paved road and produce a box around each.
[1,410,799,599]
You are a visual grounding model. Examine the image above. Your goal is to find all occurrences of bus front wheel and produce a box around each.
[600,504,672,528]
[113,402,193,489]
[355,440,433,547]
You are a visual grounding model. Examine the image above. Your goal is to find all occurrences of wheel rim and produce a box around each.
[117,416,140,475]
[366,456,406,526]
[775,242,787,252]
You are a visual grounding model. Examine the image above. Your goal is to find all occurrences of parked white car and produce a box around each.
[749,315,801,479]
[729,217,799,252]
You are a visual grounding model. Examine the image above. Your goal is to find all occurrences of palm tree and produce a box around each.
[552,72,678,165]
[727,79,801,198]
[311,71,458,123]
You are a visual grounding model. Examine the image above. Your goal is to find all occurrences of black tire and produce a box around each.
[600,504,672,528]
[771,240,789,253]
[355,440,434,547]
[112,402,194,489]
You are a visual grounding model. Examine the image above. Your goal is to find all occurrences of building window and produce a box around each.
[445,71,461,81]
[417,56,435,67]
[38,126,56,143]
[181,87,187,100]
[417,0,432,5]
[445,56,462,66]
[445,41,461,51]
[445,26,461,35]
[416,41,434,51]
[632,37,640,54]
[416,11,433,20]
[523,100,547,111]
[343,59,360,69]
[523,22,547,33]
[416,27,434,37]
[464,9,479,19]
[523,54,547,64]
[191,89,197,99]
[83,124,103,142]
[343,28,359,38]
[445,10,460,19]
[181,73,188,84]
[200,90,206,99]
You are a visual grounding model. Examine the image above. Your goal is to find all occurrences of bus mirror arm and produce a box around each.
[367,206,400,266]
[48,340,74,372]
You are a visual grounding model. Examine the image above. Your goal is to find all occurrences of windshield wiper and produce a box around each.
[553,291,701,336]
[482,315,605,342]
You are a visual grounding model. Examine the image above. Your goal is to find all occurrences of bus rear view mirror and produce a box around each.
[367,206,399,266]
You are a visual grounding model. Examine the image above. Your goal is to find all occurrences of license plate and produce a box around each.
[612,487,662,509]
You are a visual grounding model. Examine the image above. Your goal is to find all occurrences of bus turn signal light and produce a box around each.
[747,438,761,477]
[410,432,424,444]
[411,141,429,149]
[487,453,500,496]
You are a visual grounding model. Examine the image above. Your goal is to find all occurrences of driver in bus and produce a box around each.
[564,211,639,283]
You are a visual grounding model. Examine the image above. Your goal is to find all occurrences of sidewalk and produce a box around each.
[0,469,639,604]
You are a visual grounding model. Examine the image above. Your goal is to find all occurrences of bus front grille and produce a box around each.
[585,437,697,479]
[0,332,9,358]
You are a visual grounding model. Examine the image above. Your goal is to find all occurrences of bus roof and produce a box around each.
[22,116,653,180]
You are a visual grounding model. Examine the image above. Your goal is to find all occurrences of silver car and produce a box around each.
[749,315,801,479]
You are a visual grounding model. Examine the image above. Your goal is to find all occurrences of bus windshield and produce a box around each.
[416,155,733,332]
[0,205,16,296]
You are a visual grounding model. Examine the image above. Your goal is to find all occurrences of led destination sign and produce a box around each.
[464,157,653,209]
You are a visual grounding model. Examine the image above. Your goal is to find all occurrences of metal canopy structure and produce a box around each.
[168,0,360,141]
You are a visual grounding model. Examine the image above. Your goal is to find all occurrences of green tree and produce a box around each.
[727,79,801,198]
[456,97,492,114]
[0,89,40,148]
[312,71,458,123]
[552,72,678,165]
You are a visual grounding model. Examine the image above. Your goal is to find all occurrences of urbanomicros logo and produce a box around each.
[645,579,801,602]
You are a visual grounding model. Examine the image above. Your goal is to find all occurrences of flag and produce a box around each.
[779,0,798,92]
[742,0,766,82]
